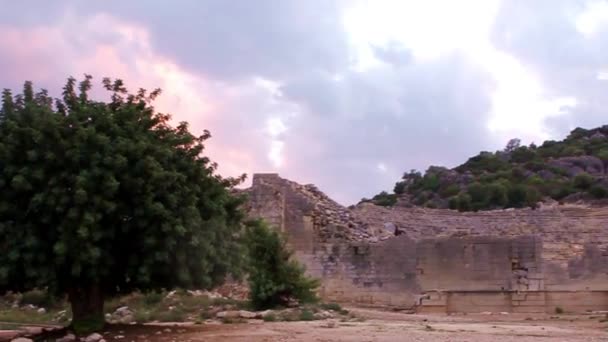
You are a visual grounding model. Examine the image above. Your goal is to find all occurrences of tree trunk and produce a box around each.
[68,284,105,334]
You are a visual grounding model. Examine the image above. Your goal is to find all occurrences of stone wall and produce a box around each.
[243,174,608,313]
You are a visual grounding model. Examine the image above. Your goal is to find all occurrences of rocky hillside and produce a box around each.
[365,125,608,211]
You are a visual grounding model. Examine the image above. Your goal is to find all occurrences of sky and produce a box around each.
[1,0,607,205]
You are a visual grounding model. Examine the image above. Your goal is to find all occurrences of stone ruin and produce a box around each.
[243,173,608,314]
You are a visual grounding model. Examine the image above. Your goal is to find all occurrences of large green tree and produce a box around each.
[0,76,247,332]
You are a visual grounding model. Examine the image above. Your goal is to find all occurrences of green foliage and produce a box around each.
[420,174,441,191]
[370,191,397,206]
[20,289,56,307]
[439,184,460,198]
[0,76,248,332]
[573,172,594,189]
[510,146,537,163]
[590,185,608,199]
[262,313,277,322]
[142,291,164,306]
[298,309,316,321]
[320,302,343,311]
[448,196,459,210]
[458,193,473,211]
[245,219,320,310]
[457,151,510,174]
[393,181,406,195]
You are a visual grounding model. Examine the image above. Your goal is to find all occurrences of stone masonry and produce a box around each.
[244,174,608,313]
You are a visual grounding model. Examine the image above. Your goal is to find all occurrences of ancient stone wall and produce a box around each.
[244,174,608,313]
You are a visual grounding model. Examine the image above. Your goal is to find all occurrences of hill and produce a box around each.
[364,125,608,211]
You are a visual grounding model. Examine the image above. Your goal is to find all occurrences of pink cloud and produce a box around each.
[0,14,277,185]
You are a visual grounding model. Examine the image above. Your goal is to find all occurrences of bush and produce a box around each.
[320,302,343,311]
[371,191,397,206]
[487,183,508,207]
[245,220,320,310]
[573,172,594,189]
[298,309,316,321]
[393,181,406,195]
[439,184,460,198]
[20,289,55,307]
[143,291,164,306]
[263,313,278,322]
[448,196,460,210]
[589,185,608,198]
[456,193,472,212]
[507,185,528,208]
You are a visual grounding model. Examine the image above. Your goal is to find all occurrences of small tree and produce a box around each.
[0,77,247,333]
[245,219,319,310]
[504,138,521,153]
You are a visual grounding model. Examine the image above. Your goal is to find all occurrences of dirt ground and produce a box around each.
[3,308,608,341]
[89,308,608,342]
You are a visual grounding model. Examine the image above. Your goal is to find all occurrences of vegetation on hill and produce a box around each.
[365,126,608,211]
[0,76,248,333]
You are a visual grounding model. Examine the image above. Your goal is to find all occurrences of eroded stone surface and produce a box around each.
[243,174,608,313]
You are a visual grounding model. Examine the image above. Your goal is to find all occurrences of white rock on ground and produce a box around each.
[56,333,76,342]
[84,332,104,342]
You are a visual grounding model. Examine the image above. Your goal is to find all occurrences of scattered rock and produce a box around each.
[84,333,104,342]
[110,306,134,324]
[56,333,76,342]
[216,311,241,319]
[314,310,334,319]
[55,310,68,321]
[256,310,274,318]
[238,310,257,319]
[36,307,46,314]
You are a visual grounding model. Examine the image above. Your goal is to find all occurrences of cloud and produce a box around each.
[278,53,495,203]
[76,0,352,82]
[491,0,608,137]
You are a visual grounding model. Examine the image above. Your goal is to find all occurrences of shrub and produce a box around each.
[420,174,441,192]
[263,313,277,322]
[456,193,472,212]
[448,196,460,210]
[245,220,320,310]
[439,184,460,198]
[393,181,406,195]
[507,184,528,208]
[371,192,397,206]
[320,302,343,311]
[487,183,508,207]
[590,185,608,199]
[298,309,315,321]
[143,291,164,306]
[573,172,594,189]
[153,308,187,322]
[20,289,55,308]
